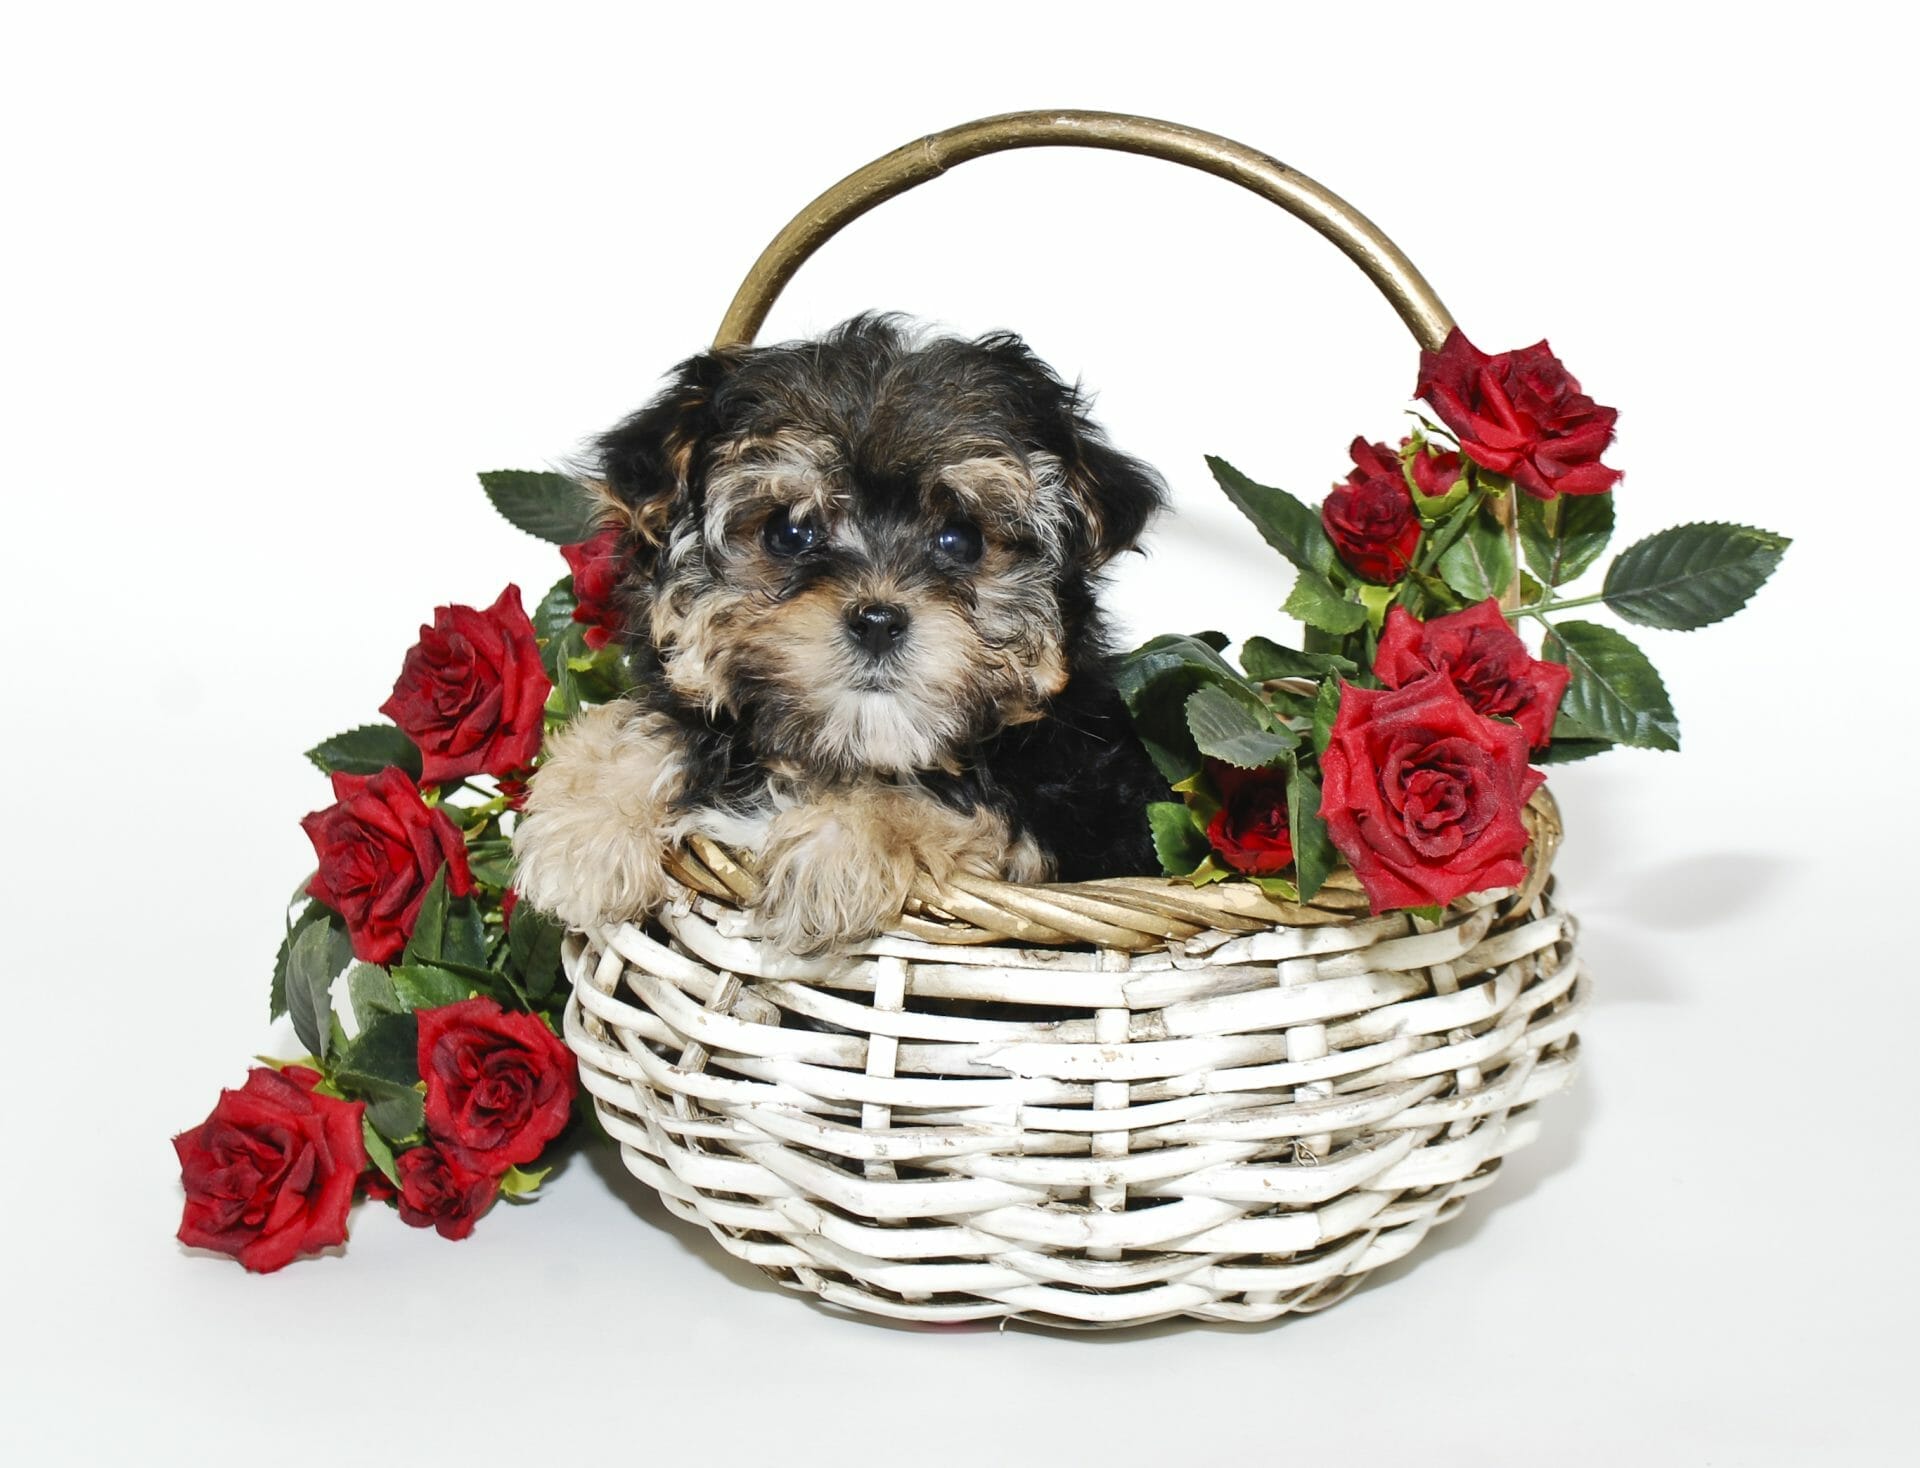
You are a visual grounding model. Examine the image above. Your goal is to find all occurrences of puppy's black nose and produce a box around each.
[848,602,910,657]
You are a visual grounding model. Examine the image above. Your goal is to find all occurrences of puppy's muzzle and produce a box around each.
[847,601,910,659]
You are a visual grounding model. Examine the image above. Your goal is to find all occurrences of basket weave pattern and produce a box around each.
[563,824,1585,1327]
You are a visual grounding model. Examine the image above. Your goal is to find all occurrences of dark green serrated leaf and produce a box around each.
[338,1011,420,1088]
[1436,509,1516,602]
[478,469,600,546]
[271,899,330,1021]
[1602,522,1790,630]
[509,907,569,1004]
[1284,568,1368,635]
[1115,634,1244,709]
[1285,756,1338,902]
[1239,636,1356,682]
[534,576,580,680]
[1184,685,1297,769]
[1116,634,1261,785]
[1148,801,1211,877]
[286,917,343,1060]
[1192,630,1230,652]
[1542,620,1680,751]
[403,868,451,965]
[304,723,423,780]
[346,963,400,1026]
[1534,736,1618,765]
[465,838,516,889]
[442,895,489,970]
[1205,456,1338,576]
[1311,678,1343,757]
[365,1088,426,1144]
[361,1118,401,1187]
[389,963,475,1012]
[1520,492,1614,587]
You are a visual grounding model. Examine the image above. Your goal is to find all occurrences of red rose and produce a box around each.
[393,1144,499,1241]
[173,1067,367,1273]
[1322,437,1421,583]
[1415,329,1620,500]
[417,997,577,1174]
[1318,673,1543,911]
[1203,760,1295,875]
[1406,439,1462,500]
[1374,600,1571,750]
[301,767,475,964]
[560,529,625,651]
[379,585,552,784]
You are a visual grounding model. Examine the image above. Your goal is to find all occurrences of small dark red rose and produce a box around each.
[1322,437,1422,583]
[301,767,475,964]
[1406,438,1463,500]
[417,997,577,1174]
[393,1144,499,1241]
[1415,329,1620,500]
[1374,600,1571,750]
[1204,760,1296,876]
[379,585,552,784]
[173,1067,367,1273]
[1318,672,1543,912]
[560,528,625,651]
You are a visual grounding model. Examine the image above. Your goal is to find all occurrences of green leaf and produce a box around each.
[498,1164,551,1200]
[1535,736,1618,765]
[442,895,490,970]
[1115,633,1244,708]
[403,869,451,966]
[1356,582,1396,634]
[361,1119,401,1188]
[304,724,423,780]
[389,964,475,1012]
[1237,636,1355,682]
[1283,568,1368,635]
[1184,685,1298,769]
[1436,508,1515,602]
[465,838,516,890]
[363,1086,426,1144]
[1601,522,1790,630]
[346,963,400,1026]
[1519,492,1614,587]
[478,469,600,547]
[1542,620,1680,751]
[1191,630,1231,652]
[286,917,346,1061]
[1116,634,1260,784]
[1185,856,1234,887]
[1251,874,1301,901]
[1148,801,1212,877]
[1406,904,1445,924]
[1205,456,1338,576]
[509,906,569,1004]
[1285,756,1339,902]
[337,1010,420,1088]
[534,574,578,667]
[271,899,330,1021]
[1310,678,1342,757]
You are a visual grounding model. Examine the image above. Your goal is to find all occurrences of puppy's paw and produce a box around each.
[511,701,683,932]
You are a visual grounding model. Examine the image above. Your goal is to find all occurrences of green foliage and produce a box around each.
[1183,685,1298,770]
[1520,492,1614,587]
[304,724,423,780]
[1543,620,1680,751]
[1116,634,1261,784]
[346,962,400,1026]
[1436,508,1515,602]
[1148,801,1212,877]
[285,917,348,1060]
[1205,456,1338,576]
[271,899,332,1021]
[533,575,580,681]
[1283,567,1368,635]
[478,470,600,546]
[389,964,474,1011]
[1237,636,1356,682]
[361,1120,401,1187]
[1285,755,1338,902]
[1602,522,1790,630]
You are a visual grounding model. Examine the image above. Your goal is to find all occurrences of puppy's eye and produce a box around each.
[932,520,984,565]
[762,506,823,557]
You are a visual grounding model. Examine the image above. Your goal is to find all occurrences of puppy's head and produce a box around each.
[591,314,1164,778]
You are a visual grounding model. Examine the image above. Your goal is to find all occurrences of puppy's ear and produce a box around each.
[591,348,741,558]
[1047,414,1166,570]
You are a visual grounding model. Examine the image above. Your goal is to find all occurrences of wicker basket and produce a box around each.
[561,111,1589,1329]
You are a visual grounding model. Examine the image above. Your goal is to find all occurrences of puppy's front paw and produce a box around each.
[510,701,682,933]
[754,802,914,956]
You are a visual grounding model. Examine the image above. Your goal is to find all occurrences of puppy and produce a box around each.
[512,314,1170,953]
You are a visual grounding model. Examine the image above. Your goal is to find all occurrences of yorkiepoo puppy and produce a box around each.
[512,314,1170,953]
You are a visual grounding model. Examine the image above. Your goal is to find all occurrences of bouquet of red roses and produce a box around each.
[1123,329,1788,914]
[172,477,628,1270]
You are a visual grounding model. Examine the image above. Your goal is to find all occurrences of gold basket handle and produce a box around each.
[715,109,1455,350]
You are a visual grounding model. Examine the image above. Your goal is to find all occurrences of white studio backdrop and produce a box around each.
[2,2,1913,1464]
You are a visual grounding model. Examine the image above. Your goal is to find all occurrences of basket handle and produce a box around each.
[714,109,1455,350]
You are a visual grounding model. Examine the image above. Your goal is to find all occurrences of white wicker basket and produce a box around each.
[559,112,1589,1329]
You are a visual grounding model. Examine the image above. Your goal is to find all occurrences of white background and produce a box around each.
[4,2,1914,1463]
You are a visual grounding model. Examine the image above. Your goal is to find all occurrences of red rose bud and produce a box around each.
[1374,600,1571,750]
[379,585,552,784]
[417,998,578,1175]
[560,528,625,651]
[1318,673,1543,912]
[173,1067,367,1273]
[301,767,475,964]
[393,1144,499,1241]
[1405,438,1462,500]
[1203,760,1296,875]
[1322,438,1422,583]
[1415,329,1621,501]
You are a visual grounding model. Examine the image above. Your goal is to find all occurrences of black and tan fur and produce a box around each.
[512,315,1169,953]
